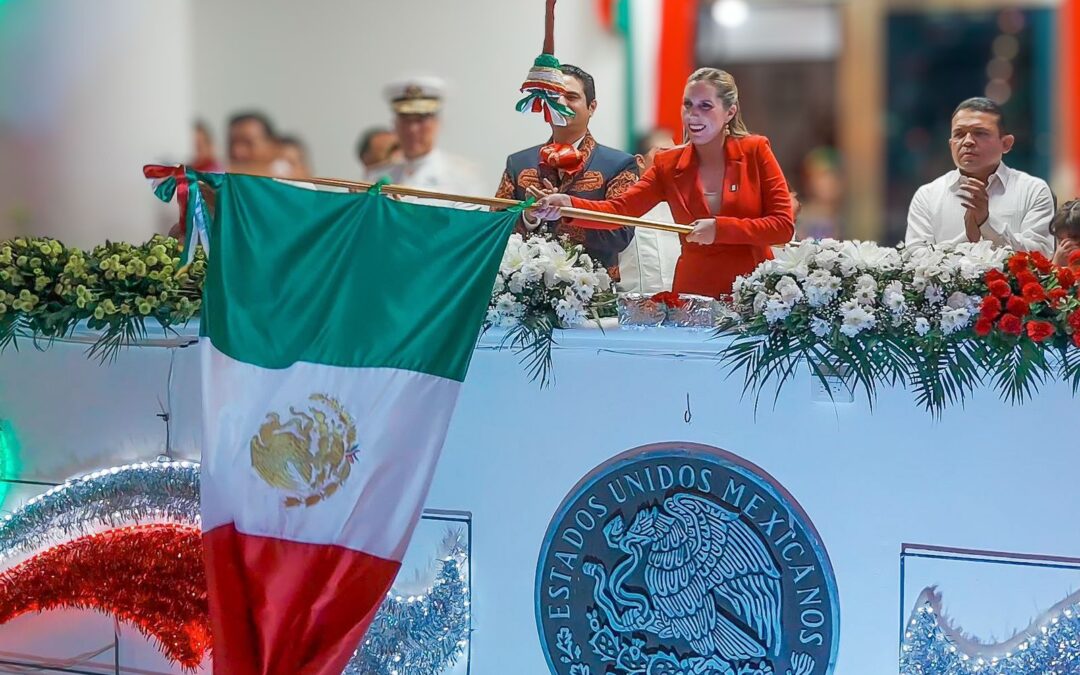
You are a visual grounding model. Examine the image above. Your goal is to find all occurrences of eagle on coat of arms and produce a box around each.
[583,493,815,673]
[249,393,359,508]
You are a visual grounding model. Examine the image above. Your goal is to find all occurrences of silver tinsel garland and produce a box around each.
[617,293,717,329]
[901,593,1080,674]
[0,460,200,564]
[345,549,470,675]
[0,461,470,675]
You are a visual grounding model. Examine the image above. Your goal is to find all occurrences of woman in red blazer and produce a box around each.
[532,68,795,298]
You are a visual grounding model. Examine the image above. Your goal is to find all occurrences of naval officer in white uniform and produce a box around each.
[368,76,485,210]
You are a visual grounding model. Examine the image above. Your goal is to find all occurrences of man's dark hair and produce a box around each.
[194,119,211,138]
[952,97,1007,134]
[635,132,654,157]
[560,64,596,106]
[228,111,276,139]
[277,134,307,155]
[356,127,393,160]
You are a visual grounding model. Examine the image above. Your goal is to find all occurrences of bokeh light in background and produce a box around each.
[712,0,749,28]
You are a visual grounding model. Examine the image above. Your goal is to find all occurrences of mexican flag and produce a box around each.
[596,0,698,148]
[197,175,515,675]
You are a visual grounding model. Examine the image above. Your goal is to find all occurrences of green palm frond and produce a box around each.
[1060,343,1080,395]
[906,337,984,416]
[86,317,150,364]
[985,339,1054,406]
[498,312,558,388]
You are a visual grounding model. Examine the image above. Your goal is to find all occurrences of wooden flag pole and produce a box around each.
[243,173,694,235]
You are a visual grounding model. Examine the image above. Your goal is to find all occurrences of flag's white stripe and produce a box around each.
[200,342,460,562]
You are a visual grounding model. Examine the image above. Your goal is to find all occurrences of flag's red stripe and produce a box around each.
[203,524,400,675]
[655,0,697,140]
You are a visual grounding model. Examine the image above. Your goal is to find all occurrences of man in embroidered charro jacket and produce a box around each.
[496,64,639,279]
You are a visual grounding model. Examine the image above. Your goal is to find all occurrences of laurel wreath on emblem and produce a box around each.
[250,393,359,508]
[554,612,815,675]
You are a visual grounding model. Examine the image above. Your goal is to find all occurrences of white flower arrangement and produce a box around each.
[718,238,1025,414]
[486,233,614,385]
[727,239,1010,343]
[487,233,611,329]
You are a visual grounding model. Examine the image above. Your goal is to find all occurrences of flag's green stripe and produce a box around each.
[202,175,514,381]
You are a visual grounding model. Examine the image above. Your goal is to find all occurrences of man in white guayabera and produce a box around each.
[905,97,1054,256]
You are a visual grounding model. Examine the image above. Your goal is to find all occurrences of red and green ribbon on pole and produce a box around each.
[143,164,222,265]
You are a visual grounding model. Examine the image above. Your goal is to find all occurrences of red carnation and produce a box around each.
[974,316,994,336]
[1070,250,1080,267]
[989,279,1012,298]
[1030,251,1053,273]
[1069,309,1080,332]
[1058,267,1077,288]
[1074,333,1080,348]
[1049,288,1068,308]
[650,291,685,308]
[1016,270,1039,289]
[985,268,1007,285]
[1021,282,1047,304]
[1025,320,1055,342]
[999,313,1023,335]
[1007,253,1030,273]
[980,295,1002,319]
[1006,296,1030,317]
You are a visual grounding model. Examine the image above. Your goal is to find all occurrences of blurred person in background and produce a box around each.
[168,120,231,237]
[277,135,312,179]
[190,120,223,173]
[1051,199,1080,268]
[532,68,795,299]
[356,127,401,176]
[496,64,637,278]
[794,147,843,241]
[169,112,291,238]
[227,111,280,174]
[906,97,1054,255]
[616,129,682,293]
[369,76,484,209]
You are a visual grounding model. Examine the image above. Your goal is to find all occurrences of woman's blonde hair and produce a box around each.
[685,67,749,138]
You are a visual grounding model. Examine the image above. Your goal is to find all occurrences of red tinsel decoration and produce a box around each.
[0,524,210,669]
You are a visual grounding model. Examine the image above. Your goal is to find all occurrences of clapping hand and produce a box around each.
[958,176,989,238]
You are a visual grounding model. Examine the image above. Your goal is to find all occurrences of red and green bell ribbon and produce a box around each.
[517,53,575,126]
[517,0,575,126]
[143,165,223,265]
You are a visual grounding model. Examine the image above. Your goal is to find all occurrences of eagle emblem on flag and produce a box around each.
[250,393,360,508]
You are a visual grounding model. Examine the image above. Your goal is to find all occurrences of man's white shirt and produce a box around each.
[366,149,485,211]
[906,162,1054,255]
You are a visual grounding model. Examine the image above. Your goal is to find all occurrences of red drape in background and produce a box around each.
[656,0,698,140]
[1063,0,1080,195]
[595,0,614,31]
